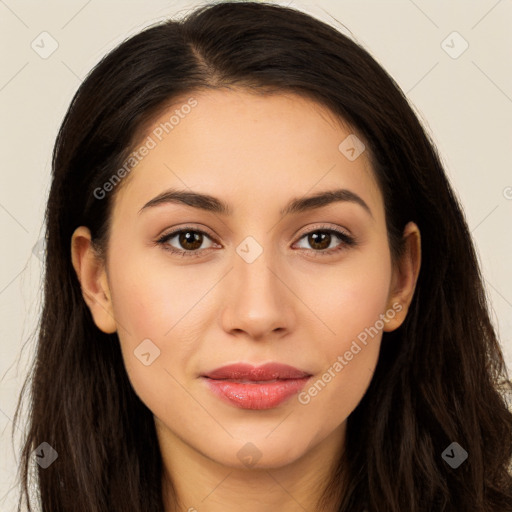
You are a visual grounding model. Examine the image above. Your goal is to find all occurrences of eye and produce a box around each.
[156,225,356,258]
[293,226,356,256]
[156,226,218,258]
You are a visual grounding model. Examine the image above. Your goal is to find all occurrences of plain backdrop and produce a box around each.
[1,0,511,509]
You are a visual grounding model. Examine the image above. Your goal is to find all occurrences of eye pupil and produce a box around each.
[309,231,331,250]
[180,231,203,250]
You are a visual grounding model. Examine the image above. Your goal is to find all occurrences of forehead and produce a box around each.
[111,88,383,221]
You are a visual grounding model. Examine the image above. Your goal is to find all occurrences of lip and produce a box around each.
[201,362,312,410]
[202,362,311,381]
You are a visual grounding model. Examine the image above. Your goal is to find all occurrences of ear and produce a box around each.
[70,226,117,334]
[383,221,421,332]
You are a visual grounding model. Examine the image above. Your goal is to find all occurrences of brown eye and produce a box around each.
[157,227,217,257]
[177,231,204,251]
[306,231,332,251]
[295,228,355,254]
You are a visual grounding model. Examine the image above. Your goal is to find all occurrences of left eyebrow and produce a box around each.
[281,188,373,219]
[138,187,373,220]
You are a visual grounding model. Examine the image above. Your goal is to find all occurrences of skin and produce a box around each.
[71,88,421,512]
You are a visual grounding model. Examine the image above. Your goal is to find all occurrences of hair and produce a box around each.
[14,1,512,511]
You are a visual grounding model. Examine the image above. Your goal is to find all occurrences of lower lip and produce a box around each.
[203,377,311,410]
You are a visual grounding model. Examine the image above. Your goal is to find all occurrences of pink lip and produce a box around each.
[201,363,312,410]
[202,362,311,380]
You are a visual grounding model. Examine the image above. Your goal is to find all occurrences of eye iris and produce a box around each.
[179,231,203,250]
[309,231,331,250]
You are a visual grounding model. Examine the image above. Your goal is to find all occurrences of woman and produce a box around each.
[15,1,512,511]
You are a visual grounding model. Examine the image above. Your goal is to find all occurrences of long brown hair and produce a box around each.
[14,2,512,511]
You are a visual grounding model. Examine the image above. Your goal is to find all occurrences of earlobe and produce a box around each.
[383,221,421,332]
[70,226,117,334]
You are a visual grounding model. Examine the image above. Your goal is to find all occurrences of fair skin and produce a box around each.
[71,88,421,512]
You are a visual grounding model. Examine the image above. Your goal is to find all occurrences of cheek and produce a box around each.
[107,244,206,339]
[300,235,392,344]
[295,239,392,416]
[106,244,216,405]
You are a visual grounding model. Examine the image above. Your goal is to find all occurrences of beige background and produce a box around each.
[1,0,511,509]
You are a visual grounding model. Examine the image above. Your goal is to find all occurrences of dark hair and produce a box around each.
[15,1,512,511]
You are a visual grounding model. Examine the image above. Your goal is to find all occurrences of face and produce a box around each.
[73,88,418,470]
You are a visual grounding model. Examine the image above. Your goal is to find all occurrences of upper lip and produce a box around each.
[202,362,312,381]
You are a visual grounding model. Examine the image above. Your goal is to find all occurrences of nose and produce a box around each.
[220,244,296,341]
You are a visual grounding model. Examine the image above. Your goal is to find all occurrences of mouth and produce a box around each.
[201,362,312,410]
[202,362,312,381]
[209,378,282,384]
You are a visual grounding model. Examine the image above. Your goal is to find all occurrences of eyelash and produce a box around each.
[155,224,357,259]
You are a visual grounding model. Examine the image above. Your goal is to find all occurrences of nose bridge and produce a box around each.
[221,232,293,337]
[234,233,282,304]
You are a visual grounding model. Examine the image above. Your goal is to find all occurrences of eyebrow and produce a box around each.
[138,187,373,219]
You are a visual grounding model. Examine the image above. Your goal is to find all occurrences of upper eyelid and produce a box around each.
[159,225,217,242]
